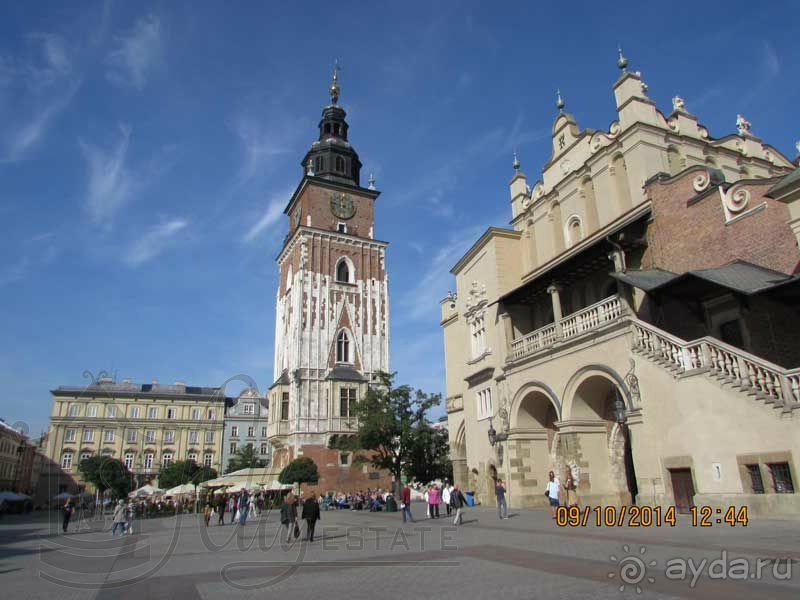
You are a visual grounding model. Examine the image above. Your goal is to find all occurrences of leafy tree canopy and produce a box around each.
[277,456,319,486]
[329,371,442,492]
[158,459,218,490]
[225,444,268,474]
[77,456,133,499]
[405,424,453,485]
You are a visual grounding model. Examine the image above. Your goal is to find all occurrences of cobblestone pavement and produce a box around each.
[1,505,798,599]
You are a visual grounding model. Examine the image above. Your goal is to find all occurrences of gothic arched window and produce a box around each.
[315,156,324,172]
[336,258,351,283]
[336,330,350,363]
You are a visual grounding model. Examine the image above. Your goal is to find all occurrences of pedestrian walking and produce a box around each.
[442,483,452,516]
[562,471,579,508]
[450,484,467,526]
[204,503,212,527]
[238,492,248,525]
[61,498,73,533]
[495,479,508,519]
[126,501,136,534]
[112,500,127,537]
[280,493,299,543]
[301,492,321,542]
[400,483,414,523]
[228,495,236,524]
[428,484,440,518]
[217,495,226,525]
[424,487,430,518]
[545,471,561,519]
[248,495,257,519]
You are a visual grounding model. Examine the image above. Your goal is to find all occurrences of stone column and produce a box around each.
[547,283,563,339]
[500,311,514,359]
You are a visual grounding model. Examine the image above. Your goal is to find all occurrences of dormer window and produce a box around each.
[336,330,350,363]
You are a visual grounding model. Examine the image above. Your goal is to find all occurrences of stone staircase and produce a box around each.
[630,318,800,416]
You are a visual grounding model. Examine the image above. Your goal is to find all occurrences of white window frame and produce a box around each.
[83,429,95,442]
[188,451,198,463]
[261,426,267,437]
[61,453,73,469]
[86,405,97,418]
[191,408,200,420]
[106,405,117,418]
[164,430,175,443]
[143,453,154,470]
[103,429,115,443]
[203,453,213,468]
[260,443,268,455]
[230,442,237,454]
[167,407,177,419]
[80,451,92,462]
[162,452,173,467]
[145,430,156,443]
[130,406,139,419]
[243,403,254,415]
[476,387,493,421]
[208,409,216,420]
[124,453,134,469]
[65,429,77,442]
[205,431,214,443]
[68,404,80,417]
[470,313,487,359]
[231,426,239,437]
[189,431,198,444]
[247,426,255,437]
[148,407,158,419]
[126,430,137,443]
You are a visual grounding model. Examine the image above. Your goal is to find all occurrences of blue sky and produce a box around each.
[1,1,798,435]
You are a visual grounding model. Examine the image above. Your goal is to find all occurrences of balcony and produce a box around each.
[509,295,624,361]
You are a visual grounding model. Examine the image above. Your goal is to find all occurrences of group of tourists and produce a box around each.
[324,489,392,511]
[206,491,264,526]
[401,482,468,526]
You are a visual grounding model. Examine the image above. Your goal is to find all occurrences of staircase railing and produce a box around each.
[631,319,800,409]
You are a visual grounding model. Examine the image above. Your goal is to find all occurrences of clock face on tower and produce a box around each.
[330,192,356,219]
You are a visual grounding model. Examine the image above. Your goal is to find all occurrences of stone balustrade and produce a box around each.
[510,295,623,361]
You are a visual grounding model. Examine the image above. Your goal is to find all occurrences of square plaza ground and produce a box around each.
[1,504,798,600]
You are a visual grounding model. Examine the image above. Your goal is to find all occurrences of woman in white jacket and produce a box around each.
[441,484,452,517]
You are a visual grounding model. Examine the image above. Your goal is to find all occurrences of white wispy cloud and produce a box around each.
[0,33,81,162]
[231,114,297,184]
[241,185,295,244]
[0,257,29,287]
[79,124,133,228]
[401,221,489,322]
[762,41,780,77]
[106,14,162,90]
[125,218,187,267]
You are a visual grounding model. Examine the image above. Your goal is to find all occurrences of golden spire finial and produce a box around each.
[329,59,341,105]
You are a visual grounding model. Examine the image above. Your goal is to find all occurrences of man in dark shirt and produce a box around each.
[495,479,508,519]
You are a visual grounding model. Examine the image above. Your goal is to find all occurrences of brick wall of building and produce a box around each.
[641,170,800,275]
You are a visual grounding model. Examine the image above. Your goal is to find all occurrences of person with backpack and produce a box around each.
[450,484,467,526]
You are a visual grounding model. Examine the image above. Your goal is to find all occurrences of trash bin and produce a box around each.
[464,492,475,507]
[386,496,398,512]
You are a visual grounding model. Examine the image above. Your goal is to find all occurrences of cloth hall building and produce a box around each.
[441,51,800,516]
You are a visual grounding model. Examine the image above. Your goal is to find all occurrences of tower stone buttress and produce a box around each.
[267,68,391,492]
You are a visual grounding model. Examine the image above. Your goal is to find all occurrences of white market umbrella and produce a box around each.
[129,484,163,498]
[164,483,196,496]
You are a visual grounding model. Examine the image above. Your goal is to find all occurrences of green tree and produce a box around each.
[226,444,268,474]
[278,456,319,486]
[406,424,453,485]
[158,460,218,490]
[329,371,440,493]
[78,456,133,499]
